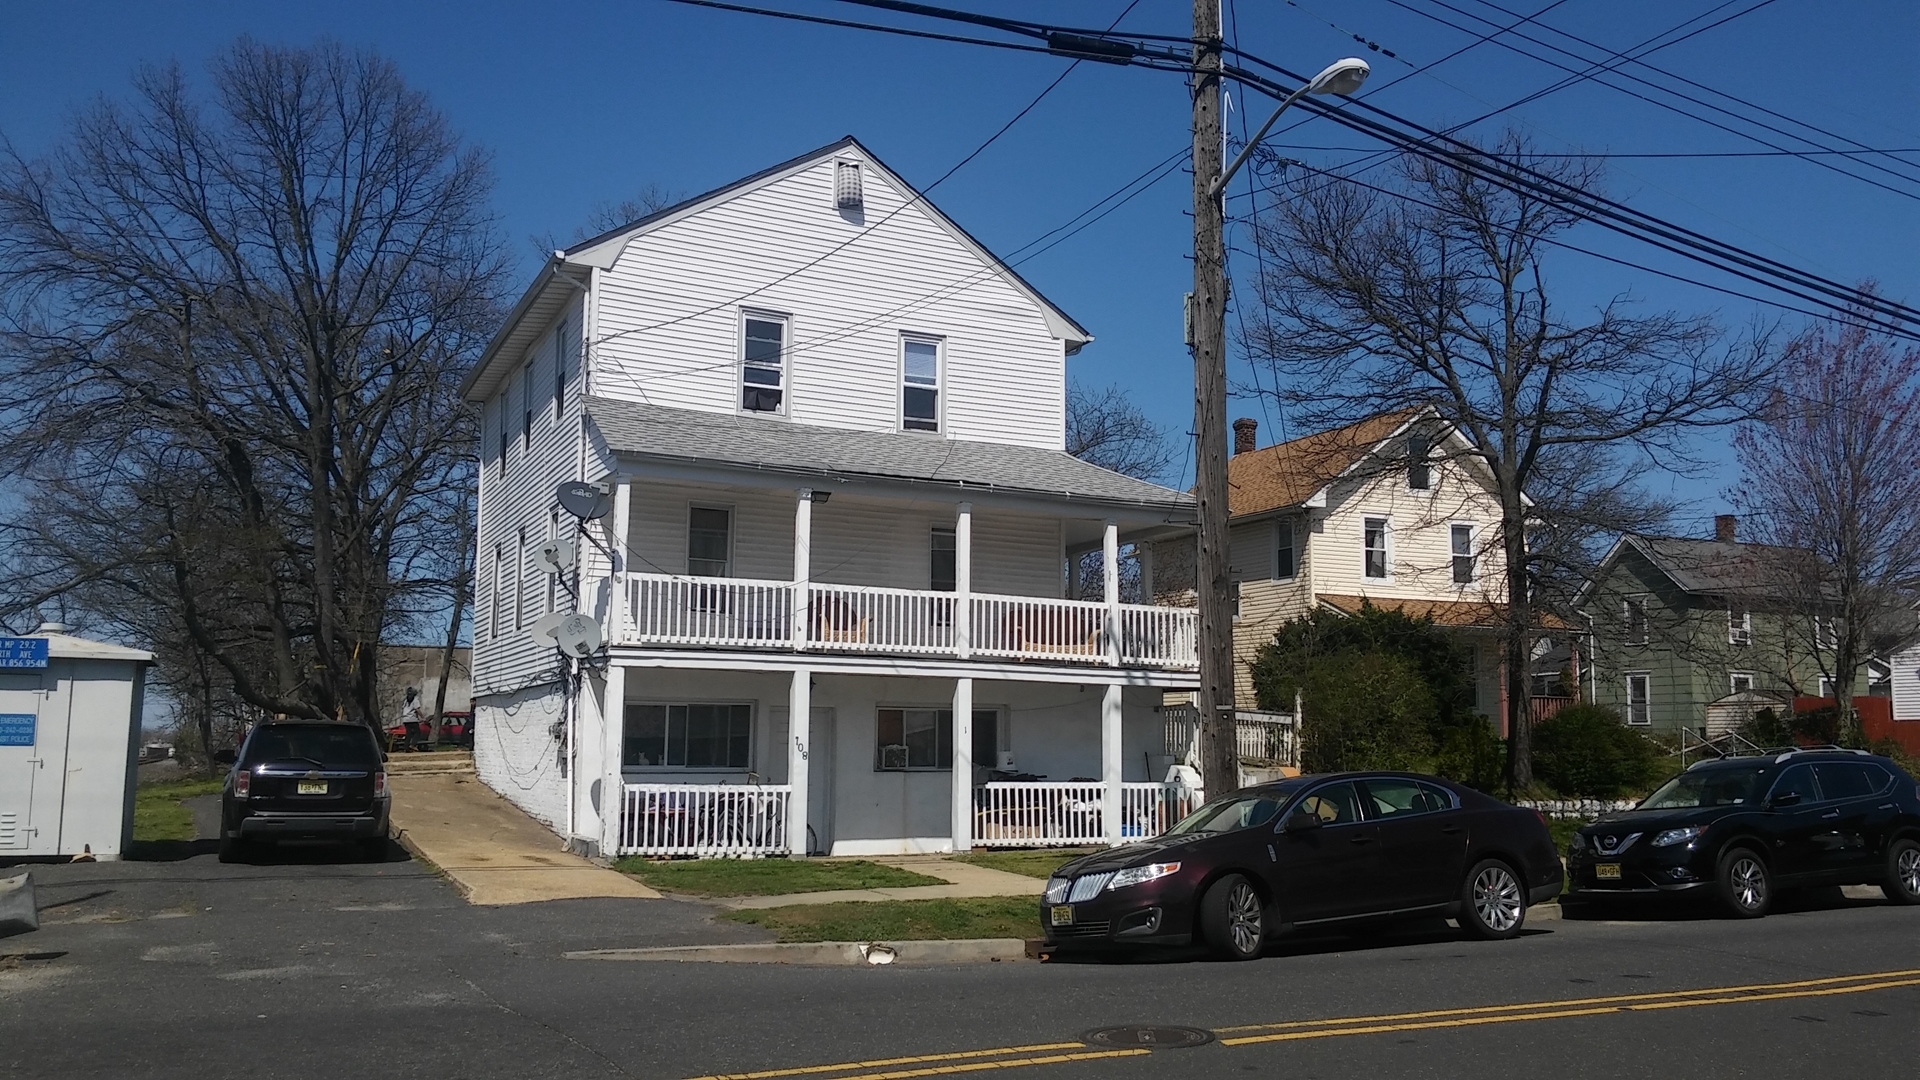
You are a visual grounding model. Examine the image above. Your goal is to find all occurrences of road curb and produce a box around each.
[1528,902,1561,923]
[564,938,1030,965]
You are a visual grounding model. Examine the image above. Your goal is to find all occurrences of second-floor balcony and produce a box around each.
[621,573,1198,670]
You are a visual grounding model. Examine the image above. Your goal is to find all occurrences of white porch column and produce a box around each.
[955,502,973,660]
[608,477,632,641]
[598,664,627,858]
[1103,519,1121,667]
[788,667,811,856]
[952,676,974,852]
[1102,682,1124,846]
[792,489,813,651]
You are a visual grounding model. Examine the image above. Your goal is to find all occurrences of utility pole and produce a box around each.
[1190,0,1238,799]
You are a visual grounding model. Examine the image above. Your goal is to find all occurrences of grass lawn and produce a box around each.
[611,857,944,897]
[723,896,1038,942]
[132,777,224,842]
[951,848,1101,880]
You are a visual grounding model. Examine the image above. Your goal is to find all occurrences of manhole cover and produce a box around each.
[1082,1025,1214,1049]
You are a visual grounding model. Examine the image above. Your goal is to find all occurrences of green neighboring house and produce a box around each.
[1575,518,1880,735]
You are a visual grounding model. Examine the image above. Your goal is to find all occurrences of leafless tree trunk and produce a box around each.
[1241,134,1768,790]
[0,39,503,730]
[1733,302,1920,745]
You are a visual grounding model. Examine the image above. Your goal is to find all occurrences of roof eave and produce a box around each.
[460,258,589,401]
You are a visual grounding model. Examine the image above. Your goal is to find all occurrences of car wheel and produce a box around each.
[1199,874,1266,961]
[1885,838,1920,905]
[1717,847,1772,918]
[1459,859,1526,940]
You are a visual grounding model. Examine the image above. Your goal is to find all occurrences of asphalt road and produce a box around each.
[4,844,1917,1080]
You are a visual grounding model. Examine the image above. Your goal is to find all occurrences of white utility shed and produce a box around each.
[0,624,152,859]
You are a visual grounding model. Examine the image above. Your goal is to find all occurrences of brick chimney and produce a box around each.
[1714,514,1737,543]
[1233,417,1258,456]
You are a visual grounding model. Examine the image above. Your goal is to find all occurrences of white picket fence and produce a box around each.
[1161,707,1298,766]
[1117,603,1199,668]
[1517,798,1640,820]
[971,781,1200,848]
[626,574,792,648]
[619,783,793,856]
[970,594,1109,661]
[808,582,955,655]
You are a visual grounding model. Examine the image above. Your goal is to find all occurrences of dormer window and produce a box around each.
[902,335,941,432]
[741,312,787,414]
[1407,434,1431,490]
[835,160,863,210]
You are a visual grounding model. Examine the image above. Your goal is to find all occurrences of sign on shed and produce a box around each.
[0,637,48,669]
[0,713,31,747]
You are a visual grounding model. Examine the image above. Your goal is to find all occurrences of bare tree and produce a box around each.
[1241,135,1767,789]
[0,39,504,729]
[1733,301,1920,744]
[529,183,680,257]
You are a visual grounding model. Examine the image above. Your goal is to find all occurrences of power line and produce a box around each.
[1259,143,1920,160]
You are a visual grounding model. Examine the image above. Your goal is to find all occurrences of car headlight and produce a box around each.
[1106,862,1181,891]
[1651,826,1706,848]
[1043,877,1071,904]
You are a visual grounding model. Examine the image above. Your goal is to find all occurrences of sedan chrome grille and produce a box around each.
[1044,877,1071,905]
[1068,872,1114,902]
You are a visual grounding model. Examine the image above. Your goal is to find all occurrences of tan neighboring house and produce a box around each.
[1153,408,1569,731]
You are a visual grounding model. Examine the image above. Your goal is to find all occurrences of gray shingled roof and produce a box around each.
[587,397,1192,511]
[1629,536,1808,598]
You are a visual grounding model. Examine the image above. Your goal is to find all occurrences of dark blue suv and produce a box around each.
[1567,748,1920,917]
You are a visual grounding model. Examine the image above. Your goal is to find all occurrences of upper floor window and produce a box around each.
[1728,605,1752,646]
[1623,597,1649,645]
[496,395,508,465]
[521,363,534,445]
[1363,517,1389,579]
[902,336,941,432]
[1274,519,1296,580]
[553,319,570,418]
[930,526,956,591]
[1450,524,1475,584]
[490,543,506,640]
[1730,671,1755,695]
[1815,615,1838,649]
[741,313,787,414]
[514,529,527,631]
[1407,434,1431,490]
[688,505,733,577]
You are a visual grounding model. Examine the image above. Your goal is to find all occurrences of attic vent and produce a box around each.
[835,160,863,210]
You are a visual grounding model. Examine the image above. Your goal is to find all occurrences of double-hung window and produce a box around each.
[1730,671,1755,695]
[902,336,941,432]
[522,363,534,445]
[491,544,506,640]
[1625,672,1652,726]
[625,703,752,768]
[1728,605,1752,646]
[553,319,570,419]
[1450,524,1475,584]
[687,506,732,577]
[1815,615,1838,650]
[1623,597,1649,645]
[1407,435,1431,490]
[514,529,527,631]
[1363,517,1389,579]
[741,313,787,413]
[1274,519,1296,580]
[497,395,509,465]
[930,527,956,591]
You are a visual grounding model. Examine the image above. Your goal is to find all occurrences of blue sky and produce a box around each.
[4,0,1916,537]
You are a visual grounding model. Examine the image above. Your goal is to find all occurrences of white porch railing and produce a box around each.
[972,781,1201,848]
[1162,707,1298,766]
[808,582,955,655]
[618,783,792,856]
[618,573,1198,671]
[626,575,792,648]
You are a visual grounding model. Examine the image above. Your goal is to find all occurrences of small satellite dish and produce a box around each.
[553,613,604,659]
[535,537,576,575]
[529,611,566,647]
[556,480,612,521]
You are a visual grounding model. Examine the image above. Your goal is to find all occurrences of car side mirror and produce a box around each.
[1770,791,1801,808]
[1282,810,1323,833]
[212,749,237,767]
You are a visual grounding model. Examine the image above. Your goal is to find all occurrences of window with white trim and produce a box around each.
[491,543,506,640]
[553,318,570,419]
[1407,434,1431,490]
[1625,672,1652,726]
[688,506,732,577]
[902,336,941,432]
[1363,517,1389,579]
[1728,605,1752,646]
[1730,671,1755,695]
[547,509,561,614]
[930,527,956,592]
[874,707,999,771]
[624,703,752,768]
[740,313,787,413]
[1274,519,1296,580]
[1623,597,1649,645]
[1450,524,1475,584]
[1815,615,1838,650]
[514,528,527,631]
[1819,676,1836,699]
[496,394,508,465]
[521,363,534,445]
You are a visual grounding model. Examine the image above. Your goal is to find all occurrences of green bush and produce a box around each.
[1532,704,1662,798]
[1297,650,1437,773]
[1432,716,1505,793]
[1791,705,1841,745]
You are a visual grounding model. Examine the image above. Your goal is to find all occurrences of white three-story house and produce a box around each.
[461,138,1200,858]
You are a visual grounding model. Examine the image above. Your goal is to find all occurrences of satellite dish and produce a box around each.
[535,537,576,575]
[556,480,612,521]
[529,611,566,647]
[553,613,604,659]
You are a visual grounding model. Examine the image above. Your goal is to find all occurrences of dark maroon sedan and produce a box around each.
[1040,772,1562,960]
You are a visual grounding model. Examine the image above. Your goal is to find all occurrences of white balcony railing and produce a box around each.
[617,573,1197,671]
[971,781,1202,848]
[618,783,792,856]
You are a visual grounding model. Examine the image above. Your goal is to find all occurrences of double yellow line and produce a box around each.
[688,967,1920,1080]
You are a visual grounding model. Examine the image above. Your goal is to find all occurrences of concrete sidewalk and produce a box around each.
[717,855,1044,910]
[386,770,659,905]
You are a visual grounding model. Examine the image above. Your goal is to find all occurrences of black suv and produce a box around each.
[219,721,390,862]
[1567,748,1920,917]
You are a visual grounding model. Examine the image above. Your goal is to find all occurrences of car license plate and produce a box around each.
[1050,904,1074,927]
[1595,863,1622,880]
[298,780,328,795]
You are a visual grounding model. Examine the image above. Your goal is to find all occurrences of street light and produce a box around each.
[1210,58,1370,198]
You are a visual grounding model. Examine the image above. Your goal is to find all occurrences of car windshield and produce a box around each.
[1637,767,1768,810]
[1166,788,1299,835]
[247,725,378,766]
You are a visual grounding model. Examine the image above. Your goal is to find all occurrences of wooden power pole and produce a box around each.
[1191,0,1238,798]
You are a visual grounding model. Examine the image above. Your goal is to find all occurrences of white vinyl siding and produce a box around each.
[589,153,1068,448]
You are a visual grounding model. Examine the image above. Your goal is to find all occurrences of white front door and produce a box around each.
[0,672,47,851]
